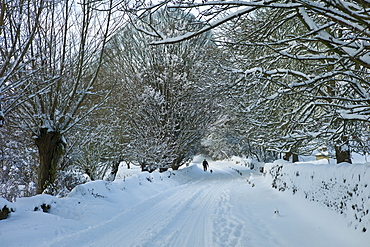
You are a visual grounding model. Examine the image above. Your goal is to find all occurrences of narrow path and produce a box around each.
[46,163,367,247]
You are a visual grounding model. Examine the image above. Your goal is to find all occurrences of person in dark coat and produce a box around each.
[202,159,209,171]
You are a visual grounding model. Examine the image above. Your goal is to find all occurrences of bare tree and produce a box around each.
[6,0,123,194]
[130,0,370,163]
[103,8,221,171]
[0,0,46,126]
[217,6,370,163]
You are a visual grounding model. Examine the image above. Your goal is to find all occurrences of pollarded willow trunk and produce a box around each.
[283,147,299,163]
[334,134,352,164]
[107,159,123,182]
[283,152,298,162]
[34,128,65,194]
[283,152,290,161]
[171,165,180,171]
[335,143,352,164]
[171,154,186,171]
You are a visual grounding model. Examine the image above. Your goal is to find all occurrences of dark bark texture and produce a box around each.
[35,128,65,194]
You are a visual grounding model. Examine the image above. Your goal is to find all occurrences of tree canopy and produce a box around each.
[1,0,370,200]
[131,0,370,163]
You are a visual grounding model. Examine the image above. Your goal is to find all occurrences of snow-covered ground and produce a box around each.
[0,156,369,246]
[264,158,370,233]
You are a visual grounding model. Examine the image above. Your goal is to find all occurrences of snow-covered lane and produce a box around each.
[2,160,368,247]
[45,162,368,247]
[48,167,243,247]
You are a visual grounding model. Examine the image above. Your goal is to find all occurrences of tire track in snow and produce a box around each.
[48,181,201,247]
[130,182,210,247]
[136,176,236,247]
[132,169,249,247]
[48,167,244,247]
[10,163,369,247]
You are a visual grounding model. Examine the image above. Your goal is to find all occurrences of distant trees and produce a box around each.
[102,8,221,171]
[131,0,370,163]
[218,4,370,163]
[62,100,127,182]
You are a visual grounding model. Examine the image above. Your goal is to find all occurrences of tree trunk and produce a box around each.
[335,136,352,164]
[283,152,291,161]
[108,159,121,181]
[335,145,352,164]
[283,152,298,162]
[140,161,148,172]
[292,154,299,163]
[171,165,179,170]
[171,154,185,170]
[35,128,65,194]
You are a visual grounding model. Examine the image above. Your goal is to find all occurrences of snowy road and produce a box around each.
[2,159,368,247]
[44,161,367,247]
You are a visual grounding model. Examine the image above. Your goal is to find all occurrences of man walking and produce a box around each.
[202,159,209,171]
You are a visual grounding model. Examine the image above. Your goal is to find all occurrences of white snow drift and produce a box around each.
[0,156,369,246]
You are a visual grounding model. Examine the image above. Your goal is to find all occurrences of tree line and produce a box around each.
[1,0,369,200]
[132,0,370,162]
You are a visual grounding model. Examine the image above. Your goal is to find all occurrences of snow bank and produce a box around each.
[0,169,177,221]
[15,194,57,213]
[0,167,187,246]
[221,156,265,172]
[0,197,15,220]
[264,160,370,233]
[0,164,205,224]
